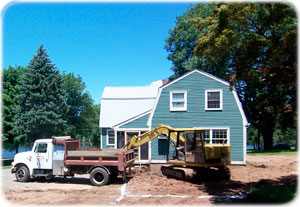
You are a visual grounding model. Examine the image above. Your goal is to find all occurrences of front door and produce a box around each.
[32,142,52,169]
[126,131,149,161]
[127,132,139,159]
[117,131,125,149]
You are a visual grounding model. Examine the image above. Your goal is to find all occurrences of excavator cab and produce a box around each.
[184,131,206,163]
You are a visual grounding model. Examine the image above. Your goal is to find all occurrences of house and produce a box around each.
[99,69,249,164]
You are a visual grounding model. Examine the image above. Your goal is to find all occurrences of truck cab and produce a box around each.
[11,139,56,181]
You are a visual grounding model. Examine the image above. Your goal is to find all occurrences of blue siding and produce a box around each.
[150,71,244,161]
[101,128,114,149]
[151,139,175,160]
[120,113,150,129]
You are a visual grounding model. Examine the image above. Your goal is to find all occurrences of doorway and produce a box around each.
[140,131,149,161]
[125,131,149,161]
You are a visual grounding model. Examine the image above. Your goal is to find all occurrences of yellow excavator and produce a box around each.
[122,125,231,180]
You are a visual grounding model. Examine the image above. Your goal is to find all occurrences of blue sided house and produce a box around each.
[99,69,249,164]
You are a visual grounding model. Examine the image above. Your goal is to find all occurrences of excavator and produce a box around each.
[122,125,231,181]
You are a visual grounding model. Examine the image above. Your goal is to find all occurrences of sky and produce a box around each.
[2,1,193,104]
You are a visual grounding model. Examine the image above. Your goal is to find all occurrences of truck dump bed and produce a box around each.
[57,138,134,172]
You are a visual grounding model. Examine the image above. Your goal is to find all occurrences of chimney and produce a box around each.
[162,79,167,86]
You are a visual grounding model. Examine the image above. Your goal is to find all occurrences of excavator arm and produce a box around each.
[122,125,185,150]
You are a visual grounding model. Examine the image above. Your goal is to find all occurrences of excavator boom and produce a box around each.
[122,125,198,150]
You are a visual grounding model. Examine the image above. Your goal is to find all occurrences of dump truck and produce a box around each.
[11,136,135,186]
[123,125,231,180]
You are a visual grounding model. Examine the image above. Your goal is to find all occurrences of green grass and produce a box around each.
[247,149,298,156]
[2,159,13,169]
[251,185,297,203]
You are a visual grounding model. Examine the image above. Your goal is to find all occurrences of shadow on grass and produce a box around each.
[178,168,297,204]
[200,174,297,204]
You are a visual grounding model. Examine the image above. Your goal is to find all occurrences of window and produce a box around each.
[205,90,223,110]
[204,130,211,144]
[35,143,48,153]
[107,130,115,146]
[170,91,187,111]
[212,129,228,144]
[203,128,229,144]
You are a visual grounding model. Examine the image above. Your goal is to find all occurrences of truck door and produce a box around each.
[32,142,52,169]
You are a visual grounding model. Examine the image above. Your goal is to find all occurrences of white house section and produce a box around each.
[100,81,162,128]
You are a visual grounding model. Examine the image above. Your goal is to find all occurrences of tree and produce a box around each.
[62,72,100,146]
[191,3,297,149]
[13,45,70,144]
[2,66,26,152]
[78,103,100,147]
[165,3,231,80]
[62,72,87,137]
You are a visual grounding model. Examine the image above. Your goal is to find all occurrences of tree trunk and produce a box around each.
[15,144,19,154]
[262,128,274,150]
[257,129,261,150]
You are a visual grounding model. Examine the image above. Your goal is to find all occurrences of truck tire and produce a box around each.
[90,167,109,186]
[15,166,30,182]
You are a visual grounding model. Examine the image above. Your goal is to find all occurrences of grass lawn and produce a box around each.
[249,185,297,203]
[247,149,298,156]
[246,148,298,204]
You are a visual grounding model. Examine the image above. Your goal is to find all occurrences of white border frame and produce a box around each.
[169,90,187,111]
[205,89,223,111]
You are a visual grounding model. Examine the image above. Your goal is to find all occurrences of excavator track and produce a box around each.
[194,166,231,181]
[161,166,185,180]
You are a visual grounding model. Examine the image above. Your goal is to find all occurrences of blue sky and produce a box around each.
[2,2,193,104]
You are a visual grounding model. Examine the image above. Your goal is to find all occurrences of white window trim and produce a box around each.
[106,129,115,146]
[196,127,230,144]
[170,90,187,111]
[205,89,223,110]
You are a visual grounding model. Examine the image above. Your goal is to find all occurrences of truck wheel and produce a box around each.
[15,166,30,182]
[90,168,109,186]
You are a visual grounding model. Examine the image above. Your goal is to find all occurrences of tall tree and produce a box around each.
[2,66,26,152]
[165,3,231,80]
[191,3,297,149]
[13,45,70,144]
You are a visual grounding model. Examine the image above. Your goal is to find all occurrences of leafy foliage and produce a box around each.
[165,3,223,80]
[191,3,296,149]
[2,66,26,151]
[166,3,297,149]
[63,72,100,146]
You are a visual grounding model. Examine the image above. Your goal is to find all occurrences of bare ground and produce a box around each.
[2,154,298,205]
